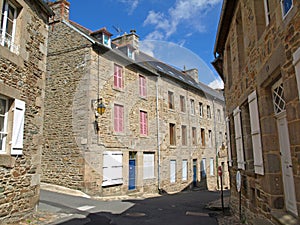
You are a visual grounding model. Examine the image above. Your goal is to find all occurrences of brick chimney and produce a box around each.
[48,0,70,23]
[183,68,199,82]
[112,29,139,51]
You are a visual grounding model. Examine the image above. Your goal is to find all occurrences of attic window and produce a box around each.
[103,33,111,47]
[127,47,134,60]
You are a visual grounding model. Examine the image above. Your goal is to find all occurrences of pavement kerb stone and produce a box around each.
[41,182,91,198]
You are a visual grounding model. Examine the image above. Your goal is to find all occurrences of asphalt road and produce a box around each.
[39,189,225,225]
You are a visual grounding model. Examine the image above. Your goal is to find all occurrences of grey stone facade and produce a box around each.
[42,0,228,197]
[214,0,300,224]
[0,0,52,223]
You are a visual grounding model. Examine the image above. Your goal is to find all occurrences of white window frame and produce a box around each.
[102,151,123,186]
[293,47,300,101]
[281,0,293,18]
[199,102,203,117]
[233,106,245,170]
[170,160,176,183]
[0,96,8,153]
[190,99,195,115]
[263,0,270,25]
[248,90,264,175]
[143,153,155,179]
[182,159,188,181]
[0,0,18,53]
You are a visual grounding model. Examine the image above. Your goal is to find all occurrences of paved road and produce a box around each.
[39,189,225,225]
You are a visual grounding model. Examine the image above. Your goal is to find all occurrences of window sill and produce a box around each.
[0,154,15,168]
[139,96,147,100]
[170,145,177,149]
[112,87,125,92]
[0,45,24,68]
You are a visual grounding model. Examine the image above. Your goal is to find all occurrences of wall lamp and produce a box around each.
[92,98,106,118]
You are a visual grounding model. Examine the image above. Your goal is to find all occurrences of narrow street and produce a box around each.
[39,189,227,225]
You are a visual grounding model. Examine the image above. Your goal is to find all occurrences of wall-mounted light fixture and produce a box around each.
[92,98,106,118]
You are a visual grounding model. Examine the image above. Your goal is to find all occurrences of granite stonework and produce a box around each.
[0,0,52,224]
[42,0,228,197]
[214,0,300,224]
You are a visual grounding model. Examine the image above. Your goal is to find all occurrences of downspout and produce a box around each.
[213,98,219,189]
[156,74,161,193]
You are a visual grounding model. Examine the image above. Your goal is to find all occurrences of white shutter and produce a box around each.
[233,106,245,170]
[226,117,233,167]
[292,47,300,101]
[102,151,123,186]
[11,99,25,155]
[248,91,264,175]
[182,160,187,181]
[170,160,176,183]
[143,153,155,179]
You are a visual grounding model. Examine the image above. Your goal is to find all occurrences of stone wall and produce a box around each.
[221,0,300,223]
[0,0,50,223]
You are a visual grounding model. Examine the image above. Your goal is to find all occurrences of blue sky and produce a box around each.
[66,0,223,88]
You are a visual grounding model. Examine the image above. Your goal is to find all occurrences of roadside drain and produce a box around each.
[125,212,146,217]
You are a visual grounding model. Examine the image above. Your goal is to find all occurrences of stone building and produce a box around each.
[213,0,300,224]
[42,0,228,197]
[0,0,53,223]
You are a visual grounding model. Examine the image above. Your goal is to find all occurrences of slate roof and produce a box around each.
[63,20,224,102]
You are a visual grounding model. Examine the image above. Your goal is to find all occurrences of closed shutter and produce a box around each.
[140,111,147,135]
[182,159,187,181]
[226,117,233,167]
[102,151,123,186]
[143,153,154,179]
[11,99,25,155]
[114,104,124,132]
[170,160,176,183]
[248,90,264,175]
[233,106,245,170]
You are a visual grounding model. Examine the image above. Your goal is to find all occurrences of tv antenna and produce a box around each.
[112,25,124,36]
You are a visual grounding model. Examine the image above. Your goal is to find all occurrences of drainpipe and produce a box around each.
[212,98,219,189]
[156,75,161,192]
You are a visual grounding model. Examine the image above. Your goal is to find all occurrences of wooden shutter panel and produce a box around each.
[102,151,123,186]
[11,99,25,155]
[226,117,233,167]
[248,90,264,175]
[233,106,245,170]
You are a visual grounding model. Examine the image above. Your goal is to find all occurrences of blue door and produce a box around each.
[193,159,197,186]
[129,159,136,190]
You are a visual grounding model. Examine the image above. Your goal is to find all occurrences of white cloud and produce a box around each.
[118,0,139,14]
[208,77,224,89]
[143,0,222,40]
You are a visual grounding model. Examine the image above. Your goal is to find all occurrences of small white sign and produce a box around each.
[236,171,241,192]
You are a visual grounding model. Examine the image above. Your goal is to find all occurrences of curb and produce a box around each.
[40,182,91,198]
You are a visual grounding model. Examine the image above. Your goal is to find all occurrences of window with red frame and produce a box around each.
[114,104,124,132]
[139,75,147,97]
[140,111,148,135]
[114,64,123,89]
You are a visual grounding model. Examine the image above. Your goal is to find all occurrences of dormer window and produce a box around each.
[128,47,134,60]
[103,33,110,47]
[91,28,112,48]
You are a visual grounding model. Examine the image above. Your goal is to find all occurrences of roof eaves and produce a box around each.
[62,20,96,44]
[34,0,54,16]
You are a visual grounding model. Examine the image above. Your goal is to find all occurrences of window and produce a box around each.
[128,47,135,60]
[114,104,124,132]
[217,109,221,122]
[140,110,148,136]
[168,91,174,109]
[248,90,264,175]
[102,151,123,186]
[180,95,186,112]
[264,0,271,25]
[281,0,293,17]
[113,64,123,89]
[208,130,212,147]
[170,160,176,183]
[143,153,155,179]
[182,160,188,181]
[181,125,187,146]
[190,99,195,115]
[233,106,245,170]
[226,117,233,167]
[0,0,18,54]
[201,128,205,146]
[0,97,25,155]
[293,47,300,100]
[169,123,176,146]
[139,75,147,97]
[200,158,206,178]
[192,127,197,145]
[210,158,214,176]
[207,105,211,119]
[103,34,111,47]
[218,132,223,147]
[199,102,203,117]
[0,97,8,153]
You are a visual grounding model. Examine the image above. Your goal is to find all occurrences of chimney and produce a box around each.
[183,68,199,82]
[48,0,70,23]
[112,29,139,51]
